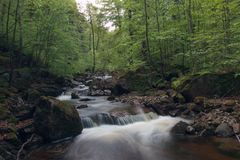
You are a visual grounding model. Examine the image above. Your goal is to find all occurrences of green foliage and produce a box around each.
[91,0,240,74]
[1,0,240,75]
[0,0,91,75]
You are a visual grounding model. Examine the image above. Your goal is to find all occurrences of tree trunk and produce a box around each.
[187,0,194,72]
[6,0,12,47]
[223,0,231,54]
[143,0,151,62]
[18,0,23,52]
[155,0,165,77]
[1,1,6,34]
[89,12,96,73]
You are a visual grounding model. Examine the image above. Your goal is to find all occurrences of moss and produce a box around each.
[54,100,75,116]
[171,74,193,90]
[171,71,213,90]
[39,96,75,116]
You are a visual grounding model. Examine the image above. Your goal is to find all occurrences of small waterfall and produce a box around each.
[81,112,159,128]
[81,117,97,128]
[116,112,159,125]
[97,113,115,125]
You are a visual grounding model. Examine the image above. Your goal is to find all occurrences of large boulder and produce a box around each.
[172,72,240,101]
[34,97,82,141]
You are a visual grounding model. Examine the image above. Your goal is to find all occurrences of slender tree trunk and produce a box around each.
[116,6,122,29]
[9,0,20,87]
[223,0,231,54]
[6,0,12,47]
[187,0,194,72]
[18,0,23,52]
[1,1,6,34]
[128,9,133,37]
[96,29,100,51]
[143,0,151,61]
[155,0,165,77]
[89,12,96,73]
[12,0,20,44]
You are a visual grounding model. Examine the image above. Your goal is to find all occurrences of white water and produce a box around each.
[66,116,189,160]
[57,94,72,101]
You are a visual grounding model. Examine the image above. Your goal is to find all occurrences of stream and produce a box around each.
[27,82,240,160]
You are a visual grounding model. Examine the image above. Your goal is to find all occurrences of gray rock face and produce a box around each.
[34,96,82,141]
[215,123,234,137]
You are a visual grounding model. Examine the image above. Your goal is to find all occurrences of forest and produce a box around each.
[0,0,240,160]
[1,0,240,75]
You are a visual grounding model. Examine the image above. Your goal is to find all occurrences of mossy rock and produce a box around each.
[172,72,240,101]
[34,96,82,141]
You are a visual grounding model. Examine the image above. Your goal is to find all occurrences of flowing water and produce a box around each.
[27,84,240,160]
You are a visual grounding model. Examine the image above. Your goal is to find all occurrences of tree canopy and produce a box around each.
[1,0,240,76]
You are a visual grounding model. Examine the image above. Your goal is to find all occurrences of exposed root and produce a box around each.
[16,134,35,160]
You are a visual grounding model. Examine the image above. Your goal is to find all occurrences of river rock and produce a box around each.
[77,104,88,109]
[173,93,185,104]
[79,98,93,101]
[186,126,195,134]
[215,123,234,137]
[223,100,236,106]
[194,96,206,105]
[107,96,115,101]
[104,90,112,96]
[71,93,80,99]
[171,121,188,135]
[34,96,82,141]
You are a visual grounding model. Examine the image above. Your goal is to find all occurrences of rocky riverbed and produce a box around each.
[1,68,240,160]
[118,92,240,138]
